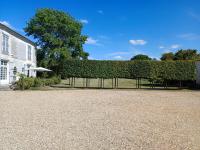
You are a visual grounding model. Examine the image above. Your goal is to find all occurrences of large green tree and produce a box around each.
[160,52,174,61]
[131,54,152,61]
[24,8,89,74]
[174,49,200,60]
[161,49,200,61]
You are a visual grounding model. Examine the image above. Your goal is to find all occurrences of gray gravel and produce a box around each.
[0,90,200,150]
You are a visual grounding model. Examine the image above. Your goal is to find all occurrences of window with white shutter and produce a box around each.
[28,45,32,60]
[2,33,9,55]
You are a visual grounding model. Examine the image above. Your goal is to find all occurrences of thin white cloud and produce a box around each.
[113,55,123,59]
[171,44,180,49]
[178,33,200,40]
[106,47,158,60]
[97,10,104,14]
[129,40,147,45]
[189,11,200,22]
[80,19,89,24]
[107,48,144,60]
[159,46,165,49]
[160,44,181,53]
[108,51,130,56]
[163,49,172,53]
[85,37,98,45]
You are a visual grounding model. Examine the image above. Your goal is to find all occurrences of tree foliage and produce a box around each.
[161,52,174,61]
[131,54,152,61]
[174,49,200,60]
[161,49,200,61]
[24,8,89,74]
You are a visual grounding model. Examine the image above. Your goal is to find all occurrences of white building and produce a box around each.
[0,23,36,86]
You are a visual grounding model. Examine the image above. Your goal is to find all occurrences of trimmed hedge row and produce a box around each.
[150,61,196,81]
[62,60,130,79]
[61,60,196,81]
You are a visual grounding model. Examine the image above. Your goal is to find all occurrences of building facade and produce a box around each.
[0,23,36,86]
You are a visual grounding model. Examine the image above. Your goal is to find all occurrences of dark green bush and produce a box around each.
[51,76,61,84]
[33,78,43,87]
[16,76,61,90]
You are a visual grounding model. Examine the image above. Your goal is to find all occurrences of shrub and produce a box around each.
[42,76,61,86]
[15,76,61,90]
[51,76,61,84]
[33,78,43,87]
[17,77,35,90]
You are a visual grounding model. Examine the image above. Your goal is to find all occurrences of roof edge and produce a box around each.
[0,23,36,47]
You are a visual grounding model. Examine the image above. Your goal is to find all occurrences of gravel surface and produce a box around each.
[0,90,200,150]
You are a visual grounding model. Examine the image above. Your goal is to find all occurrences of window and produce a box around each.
[2,33,9,55]
[0,60,8,80]
[28,45,32,60]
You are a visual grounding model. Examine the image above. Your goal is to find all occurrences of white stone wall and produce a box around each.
[0,28,36,62]
[196,61,200,85]
[0,28,36,85]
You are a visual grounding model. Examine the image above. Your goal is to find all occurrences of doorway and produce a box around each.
[0,60,9,85]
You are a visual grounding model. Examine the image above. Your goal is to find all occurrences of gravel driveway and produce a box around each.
[0,90,200,150]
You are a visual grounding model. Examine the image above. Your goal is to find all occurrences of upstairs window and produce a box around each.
[2,33,9,55]
[28,45,32,60]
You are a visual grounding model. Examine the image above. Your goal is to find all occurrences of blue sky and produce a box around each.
[1,0,200,60]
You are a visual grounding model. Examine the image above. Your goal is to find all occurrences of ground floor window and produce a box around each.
[0,60,8,80]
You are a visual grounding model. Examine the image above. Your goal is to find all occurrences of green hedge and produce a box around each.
[61,60,196,81]
[62,60,130,79]
[150,61,196,81]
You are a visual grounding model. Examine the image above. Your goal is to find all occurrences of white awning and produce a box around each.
[29,67,52,72]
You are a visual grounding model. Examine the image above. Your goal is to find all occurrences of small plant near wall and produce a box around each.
[17,73,27,90]
[13,75,61,90]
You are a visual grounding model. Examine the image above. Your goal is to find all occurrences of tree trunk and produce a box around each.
[112,78,114,89]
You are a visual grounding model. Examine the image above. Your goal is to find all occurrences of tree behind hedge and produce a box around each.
[161,49,200,61]
[174,49,200,60]
[160,52,174,61]
[131,54,152,61]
